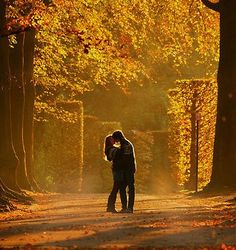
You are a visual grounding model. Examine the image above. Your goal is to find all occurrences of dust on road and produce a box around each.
[0,192,235,249]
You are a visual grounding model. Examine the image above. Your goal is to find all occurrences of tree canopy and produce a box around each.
[0,0,222,196]
[4,0,219,106]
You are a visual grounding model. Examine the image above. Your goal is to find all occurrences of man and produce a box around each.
[112,130,136,213]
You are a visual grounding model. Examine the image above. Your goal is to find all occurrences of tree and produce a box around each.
[0,1,32,211]
[0,0,221,208]
[4,1,46,192]
[0,0,48,210]
[34,0,219,122]
[202,0,236,189]
[33,0,220,193]
[0,1,19,192]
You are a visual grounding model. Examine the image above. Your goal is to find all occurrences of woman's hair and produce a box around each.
[104,135,114,156]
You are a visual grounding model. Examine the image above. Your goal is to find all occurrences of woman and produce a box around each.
[104,135,123,213]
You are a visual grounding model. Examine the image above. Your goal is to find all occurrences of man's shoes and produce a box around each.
[119,208,133,213]
[119,208,128,213]
[126,208,133,213]
[106,208,118,213]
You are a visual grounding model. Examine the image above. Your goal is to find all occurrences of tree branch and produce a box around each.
[201,0,220,12]
[0,27,31,38]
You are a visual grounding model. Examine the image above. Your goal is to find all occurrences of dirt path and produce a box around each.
[0,192,236,249]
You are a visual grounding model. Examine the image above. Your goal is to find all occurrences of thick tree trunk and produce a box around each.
[0,2,19,191]
[24,29,41,191]
[0,4,35,211]
[10,32,31,190]
[202,0,236,189]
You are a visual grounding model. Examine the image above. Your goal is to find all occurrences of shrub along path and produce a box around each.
[0,192,235,249]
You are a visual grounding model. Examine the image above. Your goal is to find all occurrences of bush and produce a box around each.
[168,79,217,190]
[34,101,83,192]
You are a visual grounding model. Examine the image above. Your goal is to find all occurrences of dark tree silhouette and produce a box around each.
[0,1,39,210]
[0,1,19,192]
[202,0,236,189]
[24,29,41,192]
[10,32,32,190]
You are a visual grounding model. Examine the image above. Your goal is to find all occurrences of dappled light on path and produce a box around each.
[0,193,235,249]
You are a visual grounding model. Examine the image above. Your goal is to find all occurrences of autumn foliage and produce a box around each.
[0,0,222,212]
[168,79,217,189]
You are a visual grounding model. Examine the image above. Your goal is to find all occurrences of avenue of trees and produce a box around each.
[0,0,235,211]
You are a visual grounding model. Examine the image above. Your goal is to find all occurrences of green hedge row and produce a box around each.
[34,101,83,192]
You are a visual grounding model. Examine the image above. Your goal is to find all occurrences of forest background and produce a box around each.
[0,0,224,210]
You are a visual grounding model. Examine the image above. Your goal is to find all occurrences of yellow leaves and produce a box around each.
[86,48,104,62]
[32,0,158,102]
[7,0,217,124]
[34,101,80,123]
[8,34,17,48]
[168,79,217,187]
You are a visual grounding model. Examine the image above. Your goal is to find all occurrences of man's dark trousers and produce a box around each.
[120,170,135,210]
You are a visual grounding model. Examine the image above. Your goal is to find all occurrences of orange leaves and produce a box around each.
[7,15,32,30]
[168,79,217,187]
[119,34,132,47]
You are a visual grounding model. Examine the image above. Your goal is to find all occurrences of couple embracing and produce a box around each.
[104,130,136,213]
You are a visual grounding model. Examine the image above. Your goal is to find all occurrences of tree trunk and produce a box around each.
[9,32,31,190]
[24,29,41,191]
[186,94,197,190]
[0,2,19,191]
[202,0,236,189]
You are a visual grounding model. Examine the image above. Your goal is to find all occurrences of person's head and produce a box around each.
[104,135,114,154]
[112,130,125,142]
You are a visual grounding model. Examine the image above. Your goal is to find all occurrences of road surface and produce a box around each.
[0,192,235,249]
